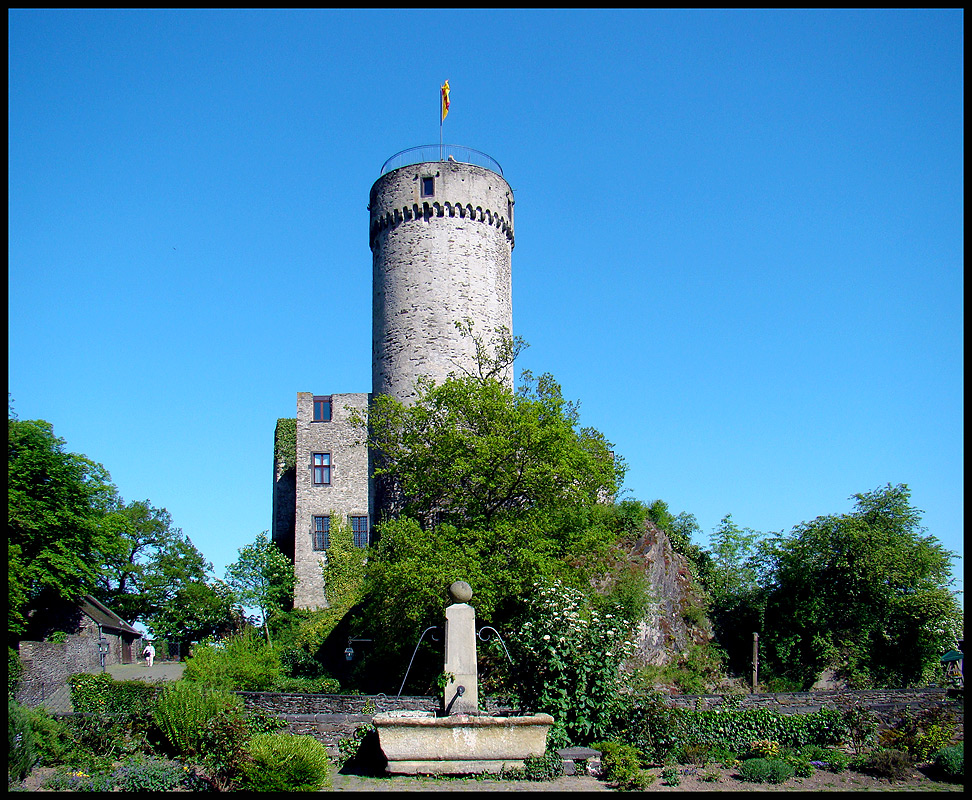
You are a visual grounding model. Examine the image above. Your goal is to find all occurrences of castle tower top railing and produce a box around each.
[380,144,504,177]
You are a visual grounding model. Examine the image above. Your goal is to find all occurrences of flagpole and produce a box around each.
[439,80,449,161]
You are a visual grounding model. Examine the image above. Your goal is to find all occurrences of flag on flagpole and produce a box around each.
[441,80,451,123]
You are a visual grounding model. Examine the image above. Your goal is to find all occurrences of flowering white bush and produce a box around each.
[510,580,635,746]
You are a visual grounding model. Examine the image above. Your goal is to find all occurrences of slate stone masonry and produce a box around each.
[239,689,963,754]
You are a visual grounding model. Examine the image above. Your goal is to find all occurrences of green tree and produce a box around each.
[707,514,763,604]
[700,515,781,679]
[344,329,632,693]
[762,484,961,688]
[145,580,244,653]
[96,499,208,623]
[8,416,121,637]
[362,369,623,529]
[225,531,296,644]
[357,510,627,695]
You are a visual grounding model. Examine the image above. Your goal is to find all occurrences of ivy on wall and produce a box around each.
[274,419,297,474]
[320,514,367,611]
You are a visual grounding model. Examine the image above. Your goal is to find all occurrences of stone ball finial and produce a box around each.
[448,581,473,603]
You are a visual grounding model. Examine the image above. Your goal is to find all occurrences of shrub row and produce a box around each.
[620,701,846,761]
[12,673,329,792]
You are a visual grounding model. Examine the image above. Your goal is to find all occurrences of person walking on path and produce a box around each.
[143,642,156,667]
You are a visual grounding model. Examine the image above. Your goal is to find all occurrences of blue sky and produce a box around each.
[9,9,963,610]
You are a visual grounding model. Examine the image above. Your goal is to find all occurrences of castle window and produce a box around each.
[421,176,434,197]
[313,516,329,550]
[313,396,331,422]
[350,516,369,548]
[312,453,331,485]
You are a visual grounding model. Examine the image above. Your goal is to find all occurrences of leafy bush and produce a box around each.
[111,756,205,790]
[43,767,113,791]
[878,706,957,762]
[660,764,681,785]
[41,757,206,792]
[783,750,814,777]
[61,673,159,768]
[825,749,850,773]
[64,672,158,760]
[8,698,38,782]
[709,745,739,768]
[801,744,848,773]
[19,705,75,766]
[857,748,913,780]
[521,751,564,781]
[621,697,846,762]
[274,675,342,694]
[745,739,780,759]
[240,732,331,791]
[679,741,711,764]
[8,648,24,698]
[511,581,635,746]
[764,758,796,783]
[68,672,159,733]
[840,704,878,754]
[738,759,772,782]
[738,757,794,784]
[153,681,242,757]
[182,632,282,691]
[195,706,284,789]
[594,740,653,790]
[932,743,963,782]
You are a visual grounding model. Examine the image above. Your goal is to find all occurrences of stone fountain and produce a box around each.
[372,581,554,774]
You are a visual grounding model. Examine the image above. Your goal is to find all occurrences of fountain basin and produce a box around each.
[373,710,555,774]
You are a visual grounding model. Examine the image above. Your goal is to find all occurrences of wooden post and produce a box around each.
[752,632,759,693]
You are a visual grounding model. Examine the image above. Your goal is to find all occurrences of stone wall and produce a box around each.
[15,632,144,709]
[238,689,963,754]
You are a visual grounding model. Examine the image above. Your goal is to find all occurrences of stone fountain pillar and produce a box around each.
[443,580,478,714]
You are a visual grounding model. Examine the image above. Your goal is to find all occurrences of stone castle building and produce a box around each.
[273,146,515,608]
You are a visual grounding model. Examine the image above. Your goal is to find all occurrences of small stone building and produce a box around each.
[16,594,143,708]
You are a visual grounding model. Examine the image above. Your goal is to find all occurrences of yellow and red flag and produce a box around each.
[441,80,450,123]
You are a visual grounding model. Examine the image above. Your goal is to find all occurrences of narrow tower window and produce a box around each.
[312,453,331,485]
[313,396,331,422]
[421,176,434,197]
[312,516,330,550]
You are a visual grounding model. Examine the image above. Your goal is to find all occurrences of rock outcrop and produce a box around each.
[595,519,712,670]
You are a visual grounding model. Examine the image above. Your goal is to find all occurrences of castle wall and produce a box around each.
[293,392,372,609]
[370,160,515,403]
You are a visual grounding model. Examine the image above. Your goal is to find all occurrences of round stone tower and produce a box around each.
[370,149,515,403]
